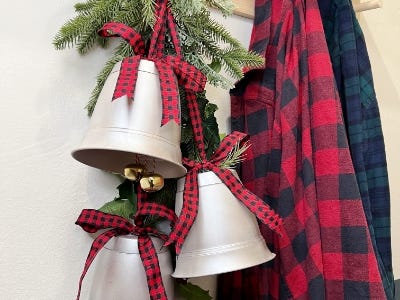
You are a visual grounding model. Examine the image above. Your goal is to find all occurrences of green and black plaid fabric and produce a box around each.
[318,0,394,298]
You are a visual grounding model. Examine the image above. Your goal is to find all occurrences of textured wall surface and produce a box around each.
[0,1,398,299]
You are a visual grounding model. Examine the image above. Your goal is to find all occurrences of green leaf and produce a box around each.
[115,179,137,207]
[204,102,218,119]
[99,199,135,220]
[208,59,222,73]
[177,282,212,300]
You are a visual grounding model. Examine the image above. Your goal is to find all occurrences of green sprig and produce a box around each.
[219,140,251,169]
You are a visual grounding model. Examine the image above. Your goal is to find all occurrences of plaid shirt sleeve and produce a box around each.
[318,0,394,298]
[217,0,386,299]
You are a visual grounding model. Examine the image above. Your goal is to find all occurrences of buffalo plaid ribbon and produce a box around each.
[75,202,177,300]
[164,130,283,254]
[98,0,206,126]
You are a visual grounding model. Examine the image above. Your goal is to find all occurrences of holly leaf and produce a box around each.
[115,179,136,207]
[177,282,212,300]
[99,199,136,220]
[204,102,218,119]
[208,59,222,73]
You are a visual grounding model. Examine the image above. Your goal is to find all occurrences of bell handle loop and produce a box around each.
[147,1,206,159]
[148,0,168,57]
[166,6,182,57]
[98,22,146,55]
[186,93,208,161]
[148,0,183,58]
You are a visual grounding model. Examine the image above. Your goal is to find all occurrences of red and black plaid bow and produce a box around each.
[75,202,177,300]
[98,1,206,126]
[164,131,283,253]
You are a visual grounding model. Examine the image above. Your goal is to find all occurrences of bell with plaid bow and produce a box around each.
[71,56,187,179]
[89,235,174,300]
[172,170,276,278]
[72,2,207,179]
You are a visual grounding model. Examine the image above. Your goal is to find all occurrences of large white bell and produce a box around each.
[89,235,174,300]
[172,170,275,278]
[72,59,186,178]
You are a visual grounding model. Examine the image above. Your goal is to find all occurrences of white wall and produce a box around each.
[0,1,397,300]
[0,1,121,299]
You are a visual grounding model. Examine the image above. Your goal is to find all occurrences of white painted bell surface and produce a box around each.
[71,59,186,178]
[172,170,275,278]
[89,235,174,300]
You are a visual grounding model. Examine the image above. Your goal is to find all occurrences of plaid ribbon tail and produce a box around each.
[164,168,200,253]
[112,56,141,100]
[154,60,181,126]
[210,166,283,234]
[75,229,119,300]
[185,92,207,160]
[138,236,168,300]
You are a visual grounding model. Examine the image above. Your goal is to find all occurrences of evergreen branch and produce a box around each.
[113,2,142,29]
[170,0,205,18]
[86,42,133,115]
[95,35,108,48]
[140,0,156,30]
[197,36,224,60]
[77,0,122,54]
[219,141,251,169]
[53,14,88,50]
[184,53,234,88]
[204,18,241,48]
[220,48,264,79]
[74,0,99,14]
[221,55,244,79]
[203,0,234,17]
[225,48,265,67]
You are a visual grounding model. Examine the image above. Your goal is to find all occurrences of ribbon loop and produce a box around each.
[98,22,145,55]
[76,208,134,233]
[136,201,178,226]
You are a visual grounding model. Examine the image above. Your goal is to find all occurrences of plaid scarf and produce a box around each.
[217,0,386,299]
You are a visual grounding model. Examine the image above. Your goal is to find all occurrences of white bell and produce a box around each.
[71,59,186,179]
[89,235,174,300]
[172,170,275,278]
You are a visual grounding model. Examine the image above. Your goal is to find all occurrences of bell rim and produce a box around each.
[172,235,275,278]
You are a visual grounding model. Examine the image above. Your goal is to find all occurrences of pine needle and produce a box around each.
[219,141,251,169]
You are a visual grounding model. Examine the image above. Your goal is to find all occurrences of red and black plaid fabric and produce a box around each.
[164,131,283,254]
[97,1,206,126]
[75,202,177,300]
[218,0,386,299]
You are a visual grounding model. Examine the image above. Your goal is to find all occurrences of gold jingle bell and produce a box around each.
[123,164,146,182]
[140,174,164,192]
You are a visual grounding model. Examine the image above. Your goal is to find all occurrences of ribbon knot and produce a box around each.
[75,202,177,300]
[164,131,283,254]
[97,2,206,126]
